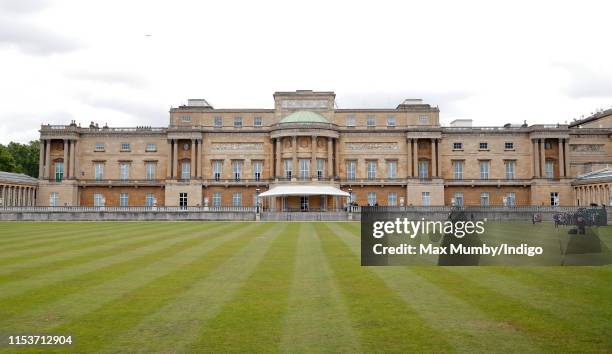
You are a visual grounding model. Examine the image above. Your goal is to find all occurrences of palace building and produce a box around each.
[35,90,612,209]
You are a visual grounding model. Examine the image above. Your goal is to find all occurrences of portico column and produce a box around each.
[38,140,45,178]
[558,138,564,177]
[430,139,437,177]
[167,140,173,178]
[44,140,51,179]
[276,138,282,178]
[436,139,441,178]
[191,139,196,179]
[413,139,419,177]
[532,140,540,177]
[564,139,570,177]
[406,138,412,177]
[63,140,68,179]
[311,136,317,178]
[173,139,179,179]
[327,138,333,178]
[70,140,76,178]
[198,139,203,178]
[292,136,297,178]
[539,139,545,177]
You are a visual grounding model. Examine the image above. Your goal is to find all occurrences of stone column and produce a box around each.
[436,139,441,178]
[532,140,539,177]
[198,139,203,178]
[38,140,45,179]
[70,140,76,179]
[413,139,419,178]
[63,140,69,179]
[173,139,179,179]
[564,139,570,177]
[406,138,412,177]
[430,139,437,177]
[44,140,51,179]
[311,136,317,178]
[191,139,196,179]
[292,136,297,178]
[558,138,564,177]
[539,139,545,177]
[167,140,173,178]
[275,138,281,178]
[327,138,333,178]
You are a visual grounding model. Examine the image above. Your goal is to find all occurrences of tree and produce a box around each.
[0,141,40,177]
[0,145,18,172]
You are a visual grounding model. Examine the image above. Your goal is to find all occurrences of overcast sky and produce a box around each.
[0,0,611,143]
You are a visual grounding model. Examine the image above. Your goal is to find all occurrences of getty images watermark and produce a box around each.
[361,206,611,266]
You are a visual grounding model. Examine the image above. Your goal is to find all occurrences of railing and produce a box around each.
[78,179,166,185]
[0,206,257,212]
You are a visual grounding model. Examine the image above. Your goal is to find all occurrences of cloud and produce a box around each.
[0,16,82,55]
[78,94,166,125]
[338,90,473,110]
[0,110,74,144]
[0,0,48,14]
[65,71,149,89]
[557,63,612,99]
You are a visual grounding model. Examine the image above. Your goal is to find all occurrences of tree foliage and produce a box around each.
[0,141,40,177]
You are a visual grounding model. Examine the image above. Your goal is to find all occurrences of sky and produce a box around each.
[0,0,611,144]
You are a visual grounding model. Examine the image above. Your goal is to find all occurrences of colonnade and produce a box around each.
[39,139,78,180]
[0,184,37,206]
[575,183,611,206]
[406,138,440,178]
[272,136,336,179]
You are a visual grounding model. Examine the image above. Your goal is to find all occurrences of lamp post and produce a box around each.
[255,188,261,220]
[347,187,353,215]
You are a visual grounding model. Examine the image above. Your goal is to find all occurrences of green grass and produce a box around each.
[0,221,611,353]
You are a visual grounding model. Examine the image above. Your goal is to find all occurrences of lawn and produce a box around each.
[0,221,611,353]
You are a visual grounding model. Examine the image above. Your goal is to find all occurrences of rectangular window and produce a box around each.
[550,192,559,206]
[418,160,429,179]
[544,142,552,150]
[212,192,221,207]
[300,196,309,211]
[388,192,397,206]
[179,192,187,209]
[453,142,463,150]
[49,192,58,207]
[119,193,128,207]
[386,116,396,127]
[94,143,105,151]
[453,160,463,180]
[253,161,262,181]
[479,142,488,150]
[346,160,356,180]
[232,192,242,207]
[480,161,489,179]
[233,116,242,128]
[422,192,430,206]
[284,159,292,179]
[367,116,376,128]
[316,159,325,179]
[367,161,377,180]
[212,160,222,181]
[146,162,155,180]
[145,193,155,207]
[480,192,490,206]
[299,159,310,179]
[505,142,514,150]
[94,163,104,180]
[254,116,263,127]
[119,163,129,180]
[146,143,157,152]
[121,143,130,151]
[232,160,242,181]
[545,160,554,178]
[505,161,515,180]
[367,192,377,206]
[54,161,64,182]
[505,192,516,207]
[419,115,429,124]
[346,115,356,127]
[453,192,464,206]
[387,160,397,179]
[181,162,191,180]
[94,193,104,207]
[180,115,191,122]
[214,116,222,128]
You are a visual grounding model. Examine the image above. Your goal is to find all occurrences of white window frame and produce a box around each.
[119,163,129,181]
[94,143,105,151]
[422,192,430,206]
[453,160,463,180]
[419,115,428,124]
[505,142,514,150]
[505,161,515,180]
[214,116,222,128]
[480,192,489,206]
[480,161,489,180]
[550,192,559,206]
[54,161,64,182]
[181,161,191,180]
[316,159,325,179]
[284,159,292,179]
[418,160,429,179]
[49,192,58,207]
[212,160,222,181]
[545,160,554,178]
[505,192,516,207]
[232,160,242,181]
[346,160,356,180]
[453,192,464,206]
[453,142,463,150]
[386,116,396,128]
[146,143,157,152]
[346,115,356,127]
[119,193,128,207]
[387,160,397,179]
[145,193,155,207]
[479,142,488,150]
[367,192,377,206]
[121,143,130,151]
[388,192,397,206]
[94,193,105,207]
[366,116,375,128]
[146,162,155,180]
[299,159,310,179]
[212,192,221,207]
[233,116,243,128]
[94,163,104,180]
[253,161,262,181]
[254,116,263,127]
[367,161,377,180]
[232,192,242,207]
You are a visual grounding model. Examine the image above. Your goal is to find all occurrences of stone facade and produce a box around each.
[35,90,612,208]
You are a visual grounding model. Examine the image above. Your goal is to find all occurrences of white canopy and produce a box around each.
[259,185,350,197]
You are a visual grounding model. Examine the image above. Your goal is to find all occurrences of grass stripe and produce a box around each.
[279,223,361,353]
[42,223,271,352]
[101,223,288,353]
[0,222,251,335]
[187,223,300,353]
[329,222,540,353]
[316,223,455,353]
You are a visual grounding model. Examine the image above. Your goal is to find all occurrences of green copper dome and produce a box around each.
[279,111,329,124]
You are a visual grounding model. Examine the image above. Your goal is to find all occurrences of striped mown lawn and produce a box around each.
[0,221,611,353]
